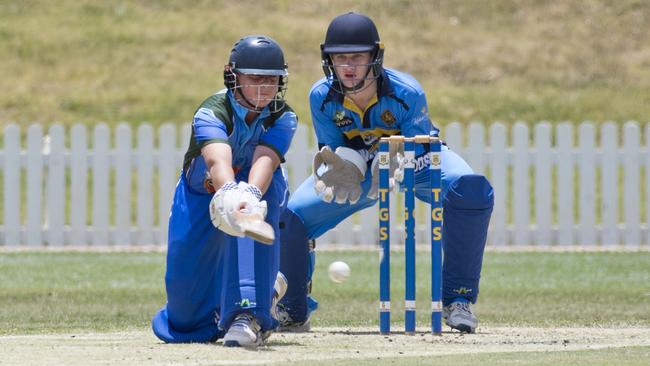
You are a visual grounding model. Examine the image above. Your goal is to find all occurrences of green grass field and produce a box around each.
[1,0,649,128]
[1,250,649,365]
[2,250,649,333]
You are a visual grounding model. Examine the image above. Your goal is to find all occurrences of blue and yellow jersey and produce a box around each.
[309,68,438,165]
[183,89,297,193]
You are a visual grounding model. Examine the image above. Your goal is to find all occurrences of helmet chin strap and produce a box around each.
[338,66,374,94]
[341,79,366,93]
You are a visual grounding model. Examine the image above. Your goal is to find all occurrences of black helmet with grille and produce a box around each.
[224,35,288,112]
[320,13,384,92]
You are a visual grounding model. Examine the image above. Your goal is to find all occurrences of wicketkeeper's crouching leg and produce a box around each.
[413,147,494,333]
[275,171,382,331]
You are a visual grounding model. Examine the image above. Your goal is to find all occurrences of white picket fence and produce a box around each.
[1,121,649,248]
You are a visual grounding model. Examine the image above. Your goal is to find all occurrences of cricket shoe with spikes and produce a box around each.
[275,303,311,332]
[443,300,478,333]
[223,272,287,347]
[223,313,270,347]
[271,272,288,321]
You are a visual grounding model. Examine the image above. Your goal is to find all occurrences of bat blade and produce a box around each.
[234,211,275,245]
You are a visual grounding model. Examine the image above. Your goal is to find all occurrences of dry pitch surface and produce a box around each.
[1,326,649,365]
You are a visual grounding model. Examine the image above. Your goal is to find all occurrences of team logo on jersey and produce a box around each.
[379,153,389,165]
[333,110,353,128]
[380,110,396,126]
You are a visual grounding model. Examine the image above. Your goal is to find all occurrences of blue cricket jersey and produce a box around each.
[310,68,439,165]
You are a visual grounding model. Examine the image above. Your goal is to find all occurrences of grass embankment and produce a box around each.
[1,1,648,127]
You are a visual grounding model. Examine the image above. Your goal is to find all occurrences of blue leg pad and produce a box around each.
[442,174,494,304]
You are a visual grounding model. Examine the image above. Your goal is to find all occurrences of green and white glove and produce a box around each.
[312,146,367,204]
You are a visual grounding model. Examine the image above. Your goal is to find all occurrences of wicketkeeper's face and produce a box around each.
[330,52,373,89]
[236,74,280,109]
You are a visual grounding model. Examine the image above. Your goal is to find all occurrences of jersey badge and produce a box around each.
[380,110,396,126]
[333,110,353,128]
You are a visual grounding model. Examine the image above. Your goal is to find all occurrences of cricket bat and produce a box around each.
[233,210,275,245]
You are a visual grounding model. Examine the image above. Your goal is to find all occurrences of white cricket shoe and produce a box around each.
[223,313,268,347]
[443,300,478,333]
[223,272,287,347]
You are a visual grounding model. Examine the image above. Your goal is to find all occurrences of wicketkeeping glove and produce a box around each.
[312,146,367,204]
[367,141,407,200]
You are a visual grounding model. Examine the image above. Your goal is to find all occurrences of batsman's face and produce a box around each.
[331,52,373,88]
[236,73,280,109]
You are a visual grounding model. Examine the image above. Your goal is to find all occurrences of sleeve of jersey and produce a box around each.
[192,107,229,145]
[310,89,344,150]
[259,111,298,163]
[400,90,438,138]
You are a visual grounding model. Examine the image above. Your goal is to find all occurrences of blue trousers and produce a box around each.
[279,147,494,322]
[152,169,288,343]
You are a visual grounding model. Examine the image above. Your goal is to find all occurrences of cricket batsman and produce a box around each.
[152,35,297,347]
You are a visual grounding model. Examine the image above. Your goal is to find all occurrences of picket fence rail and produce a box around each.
[1,121,649,248]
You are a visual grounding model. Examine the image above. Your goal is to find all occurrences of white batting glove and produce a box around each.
[236,181,268,219]
[312,146,366,204]
[210,181,246,237]
[210,180,275,244]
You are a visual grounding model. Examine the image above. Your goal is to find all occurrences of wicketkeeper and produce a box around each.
[276,12,494,333]
[152,35,297,347]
